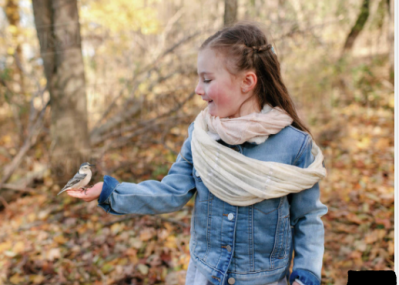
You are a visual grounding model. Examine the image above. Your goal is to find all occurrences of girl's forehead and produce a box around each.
[198,48,224,61]
[197,48,226,71]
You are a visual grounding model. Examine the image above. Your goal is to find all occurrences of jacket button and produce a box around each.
[228,213,234,220]
[228,277,236,284]
[226,245,231,252]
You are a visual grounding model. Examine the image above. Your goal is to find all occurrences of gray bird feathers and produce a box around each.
[57,162,95,196]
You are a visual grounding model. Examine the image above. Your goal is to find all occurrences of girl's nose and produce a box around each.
[195,81,204,96]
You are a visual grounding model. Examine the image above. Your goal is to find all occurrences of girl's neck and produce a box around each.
[226,96,261,119]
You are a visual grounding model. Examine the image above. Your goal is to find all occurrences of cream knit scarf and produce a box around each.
[191,104,327,206]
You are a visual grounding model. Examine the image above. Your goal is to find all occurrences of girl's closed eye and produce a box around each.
[203,79,212,83]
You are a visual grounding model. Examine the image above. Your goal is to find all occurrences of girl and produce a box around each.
[68,22,328,285]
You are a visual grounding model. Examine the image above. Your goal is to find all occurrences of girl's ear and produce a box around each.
[241,71,257,93]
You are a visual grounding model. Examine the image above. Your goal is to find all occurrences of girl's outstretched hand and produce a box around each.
[66,182,103,202]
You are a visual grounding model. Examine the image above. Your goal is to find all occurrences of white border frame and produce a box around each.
[395,0,398,276]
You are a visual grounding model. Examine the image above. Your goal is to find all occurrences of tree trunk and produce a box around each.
[387,0,394,84]
[32,0,91,186]
[341,0,370,55]
[224,0,238,27]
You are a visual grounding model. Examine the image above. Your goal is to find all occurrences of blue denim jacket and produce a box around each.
[98,122,328,285]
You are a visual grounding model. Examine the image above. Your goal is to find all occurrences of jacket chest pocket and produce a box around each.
[192,167,214,202]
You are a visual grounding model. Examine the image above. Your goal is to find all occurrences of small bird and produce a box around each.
[57,162,95,196]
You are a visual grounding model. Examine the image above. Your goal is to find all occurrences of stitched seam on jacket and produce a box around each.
[179,151,193,165]
[254,201,282,215]
[202,196,213,262]
[292,134,310,166]
[227,262,288,274]
[275,217,288,259]
[270,197,285,268]
[191,254,225,275]
[214,202,225,270]
[250,205,254,272]
[193,195,199,254]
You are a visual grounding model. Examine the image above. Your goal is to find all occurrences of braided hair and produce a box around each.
[199,21,312,137]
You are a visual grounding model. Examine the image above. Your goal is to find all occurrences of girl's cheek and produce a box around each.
[216,92,230,107]
[209,84,222,101]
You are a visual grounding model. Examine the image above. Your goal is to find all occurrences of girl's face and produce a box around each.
[195,48,259,118]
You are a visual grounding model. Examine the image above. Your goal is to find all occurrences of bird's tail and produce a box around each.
[57,187,69,196]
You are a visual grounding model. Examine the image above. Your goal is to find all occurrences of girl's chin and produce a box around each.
[208,108,218,117]
[207,105,228,118]
[209,112,225,118]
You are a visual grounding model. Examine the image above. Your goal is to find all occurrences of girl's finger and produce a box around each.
[66,190,85,198]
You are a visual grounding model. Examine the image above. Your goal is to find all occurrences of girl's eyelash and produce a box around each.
[203,80,211,83]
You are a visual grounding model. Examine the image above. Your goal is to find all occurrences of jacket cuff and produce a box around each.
[294,279,305,285]
[98,175,120,204]
[290,269,320,285]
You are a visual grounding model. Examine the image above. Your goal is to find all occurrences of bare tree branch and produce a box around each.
[0,99,50,191]
[90,104,142,145]
[341,0,370,55]
[91,91,195,148]
[2,184,36,193]
[90,31,201,139]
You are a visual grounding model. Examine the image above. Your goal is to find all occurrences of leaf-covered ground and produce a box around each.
[319,101,394,285]
[0,70,394,285]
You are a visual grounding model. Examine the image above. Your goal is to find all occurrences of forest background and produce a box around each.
[0,0,394,284]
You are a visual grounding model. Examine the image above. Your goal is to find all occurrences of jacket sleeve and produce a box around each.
[288,134,328,285]
[97,122,197,216]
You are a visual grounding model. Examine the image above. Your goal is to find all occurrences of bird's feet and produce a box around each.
[80,185,94,195]
[80,187,88,195]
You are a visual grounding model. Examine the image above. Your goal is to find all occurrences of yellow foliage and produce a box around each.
[30,275,45,284]
[375,138,390,149]
[388,241,394,255]
[139,227,155,241]
[389,96,394,108]
[0,135,12,145]
[7,25,18,35]
[54,235,68,245]
[110,222,123,235]
[80,0,160,34]
[164,235,177,249]
[180,254,190,270]
[13,241,25,254]
[0,241,12,253]
[356,137,370,150]
[7,47,14,55]
[27,212,36,223]
[9,274,24,285]
[39,78,47,87]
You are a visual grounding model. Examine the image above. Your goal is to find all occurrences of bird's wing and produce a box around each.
[57,172,87,195]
